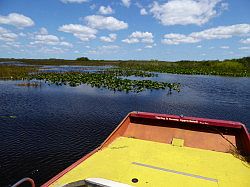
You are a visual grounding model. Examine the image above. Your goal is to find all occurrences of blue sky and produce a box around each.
[0,0,250,61]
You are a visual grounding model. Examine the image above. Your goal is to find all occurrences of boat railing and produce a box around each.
[11,177,35,187]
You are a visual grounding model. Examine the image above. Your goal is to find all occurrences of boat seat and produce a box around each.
[62,178,132,187]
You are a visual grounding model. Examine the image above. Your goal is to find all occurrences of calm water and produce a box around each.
[0,69,250,186]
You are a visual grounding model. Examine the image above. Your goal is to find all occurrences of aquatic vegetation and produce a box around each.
[116,59,250,77]
[105,68,157,77]
[0,56,249,77]
[0,64,180,93]
[0,115,16,119]
[27,72,180,93]
[0,65,38,79]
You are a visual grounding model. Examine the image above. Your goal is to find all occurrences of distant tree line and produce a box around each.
[76,57,90,61]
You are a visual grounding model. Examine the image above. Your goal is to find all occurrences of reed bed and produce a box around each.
[0,65,38,79]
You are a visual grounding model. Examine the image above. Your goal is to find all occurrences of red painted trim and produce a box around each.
[130,112,244,128]
[41,148,99,187]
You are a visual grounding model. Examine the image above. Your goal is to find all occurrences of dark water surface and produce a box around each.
[0,72,250,186]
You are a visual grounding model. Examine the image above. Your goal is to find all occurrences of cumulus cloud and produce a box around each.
[140,8,148,15]
[239,46,250,50]
[240,38,250,44]
[39,27,48,35]
[5,41,21,48]
[122,38,139,44]
[162,33,199,44]
[34,34,60,43]
[19,32,26,37]
[60,0,88,3]
[150,0,224,26]
[100,33,117,42]
[84,15,128,31]
[98,6,114,15]
[31,28,73,47]
[58,24,97,41]
[101,45,119,50]
[0,13,34,28]
[87,45,120,54]
[121,0,131,8]
[162,24,250,45]
[0,26,18,41]
[220,46,229,49]
[38,46,69,54]
[122,31,154,44]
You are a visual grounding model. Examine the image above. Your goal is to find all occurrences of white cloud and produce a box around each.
[34,34,60,43]
[136,48,142,51]
[239,46,250,50]
[100,33,117,42]
[140,8,148,15]
[162,24,250,45]
[162,33,199,44]
[121,0,131,8]
[101,45,119,50]
[90,4,96,10]
[197,45,202,48]
[60,41,73,47]
[39,27,48,35]
[19,32,26,37]
[58,24,97,41]
[5,41,21,48]
[240,38,250,44]
[0,26,18,41]
[122,38,139,44]
[60,0,88,3]
[98,6,114,15]
[87,45,120,54]
[0,13,34,28]
[220,2,229,11]
[145,45,153,48]
[220,46,229,49]
[38,46,69,54]
[84,15,128,31]
[150,0,223,26]
[122,31,154,44]
[31,29,73,47]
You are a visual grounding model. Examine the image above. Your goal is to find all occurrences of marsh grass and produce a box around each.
[116,59,249,77]
[0,65,38,79]
[1,57,249,77]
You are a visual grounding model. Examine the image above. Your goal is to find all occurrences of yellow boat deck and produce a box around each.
[51,137,250,187]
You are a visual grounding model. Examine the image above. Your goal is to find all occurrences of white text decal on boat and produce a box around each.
[155,116,208,124]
